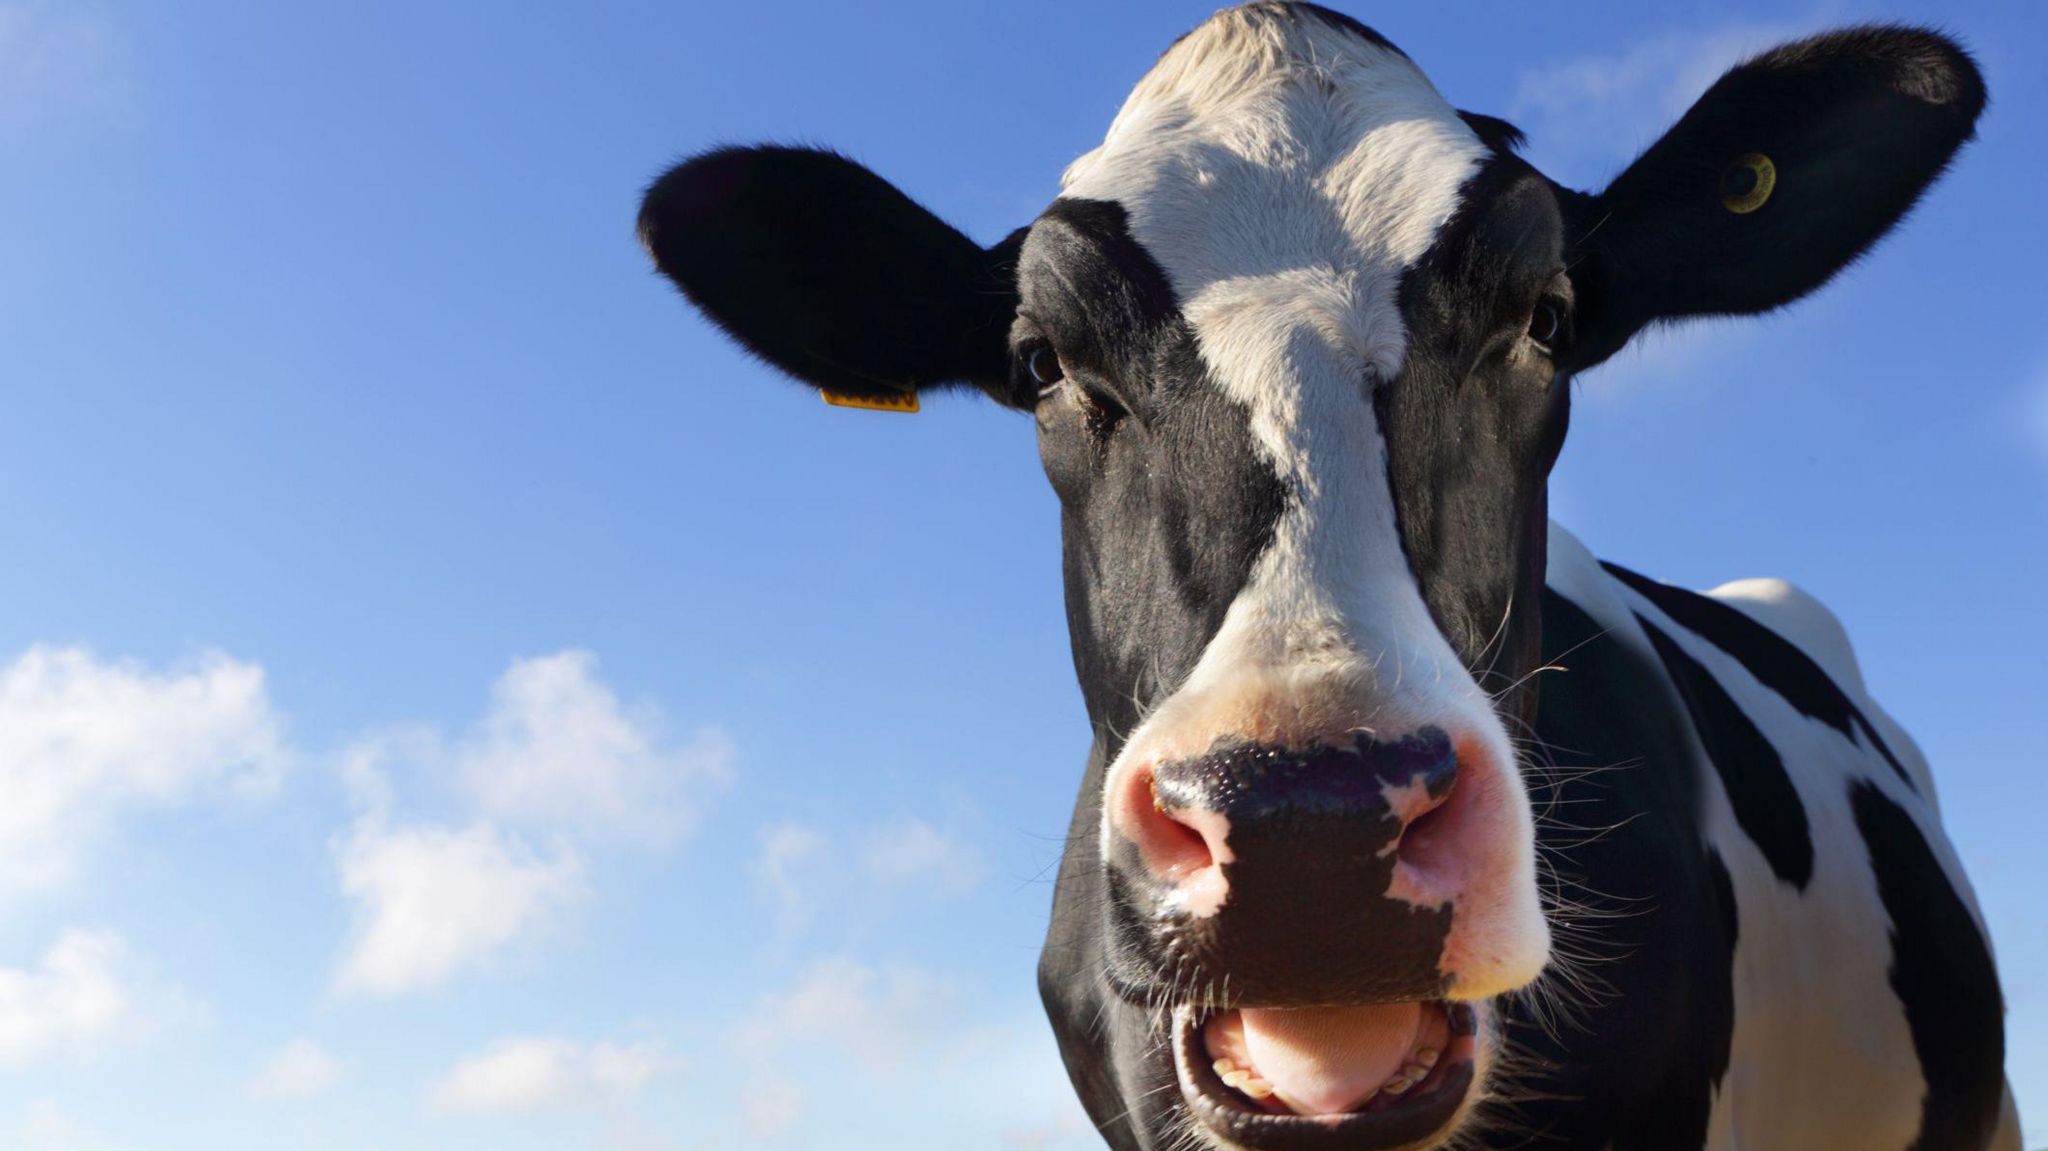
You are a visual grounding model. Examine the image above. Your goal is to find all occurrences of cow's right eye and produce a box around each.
[1027,343,1066,388]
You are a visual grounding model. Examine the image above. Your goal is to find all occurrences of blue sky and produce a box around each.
[1,1,2043,1147]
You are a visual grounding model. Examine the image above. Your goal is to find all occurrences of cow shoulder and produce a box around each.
[1702,577,1861,691]
[1565,541,2008,1150]
[1705,576,1942,808]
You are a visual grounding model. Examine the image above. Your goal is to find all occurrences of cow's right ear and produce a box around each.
[638,146,1026,407]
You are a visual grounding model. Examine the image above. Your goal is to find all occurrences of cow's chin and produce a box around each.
[1170,999,1483,1151]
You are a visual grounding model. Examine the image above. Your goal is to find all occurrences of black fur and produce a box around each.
[1851,780,2007,1150]
[1383,156,1570,728]
[1638,614,1815,889]
[1457,111,1526,154]
[1556,25,1986,370]
[638,146,1021,401]
[1605,561,1918,791]
[1016,199,1289,746]
[1485,592,1739,1150]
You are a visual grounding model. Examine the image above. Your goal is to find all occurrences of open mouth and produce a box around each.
[1172,1000,1477,1150]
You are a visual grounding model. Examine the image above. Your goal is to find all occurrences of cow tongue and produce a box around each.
[1215,1003,1423,1115]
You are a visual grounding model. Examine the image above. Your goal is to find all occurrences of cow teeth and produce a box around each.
[1216,1063,1277,1103]
[1416,1047,1440,1069]
[1400,1060,1429,1082]
[1381,1075,1414,1096]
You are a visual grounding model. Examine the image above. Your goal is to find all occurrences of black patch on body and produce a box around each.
[1707,847,1740,956]
[1850,781,2006,1150]
[1605,562,1917,791]
[1487,591,1738,1150]
[1637,615,1815,889]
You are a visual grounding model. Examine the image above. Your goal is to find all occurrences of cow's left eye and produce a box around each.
[1527,301,1562,348]
[1027,343,1066,388]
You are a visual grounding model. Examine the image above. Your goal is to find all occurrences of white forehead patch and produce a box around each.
[1063,6,1485,388]
[1065,5,1490,711]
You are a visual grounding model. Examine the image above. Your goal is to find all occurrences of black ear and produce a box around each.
[638,146,1024,404]
[1561,26,1986,371]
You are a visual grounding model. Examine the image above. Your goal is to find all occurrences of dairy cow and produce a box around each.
[637,6,2017,1148]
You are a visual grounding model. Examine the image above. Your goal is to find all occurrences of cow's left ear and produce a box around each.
[1560,26,1985,371]
[638,146,1026,406]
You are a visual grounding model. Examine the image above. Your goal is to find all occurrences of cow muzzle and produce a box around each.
[1110,728,1464,1002]
[1099,721,1544,1148]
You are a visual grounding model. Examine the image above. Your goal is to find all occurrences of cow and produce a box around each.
[635,5,2018,1148]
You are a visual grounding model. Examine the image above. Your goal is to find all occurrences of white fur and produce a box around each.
[1077,7,1546,999]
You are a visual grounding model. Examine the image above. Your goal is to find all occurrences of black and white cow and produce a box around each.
[637,6,2016,1148]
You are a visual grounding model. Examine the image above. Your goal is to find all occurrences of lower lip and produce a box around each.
[1171,1003,1479,1151]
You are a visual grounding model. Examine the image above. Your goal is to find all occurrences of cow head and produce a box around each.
[637,6,1982,1147]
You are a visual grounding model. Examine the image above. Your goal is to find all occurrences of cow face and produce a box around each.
[637,5,1982,1148]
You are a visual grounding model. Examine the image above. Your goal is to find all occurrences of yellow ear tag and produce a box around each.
[1721,153,1777,214]
[820,388,919,414]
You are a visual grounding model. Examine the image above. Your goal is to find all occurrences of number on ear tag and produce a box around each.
[821,389,919,414]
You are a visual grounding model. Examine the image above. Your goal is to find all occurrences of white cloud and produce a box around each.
[17,1097,121,1151]
[860,817,983,894]
[754,816,984,934]
[740,956,957,1069]
[1003,1114,1092,1151]
[431,1036,680,1114]
[755,822,828,931]
[456,652,733,846]
[727,957,958,1144]
[330,651,728,996]
[726,961,1096,1148]
[248,1038,344,1101]
[740,1076,804,1140]
[331,818,585,996]
[0,930,136,1065]
[0,646,287,896]
[1510,18,1814,185]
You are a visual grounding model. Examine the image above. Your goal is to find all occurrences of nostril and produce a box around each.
[1110,765,1237,916]
[1396,782,1455,857]
[1116,766,1218,881]
[1389,740,1475,896]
